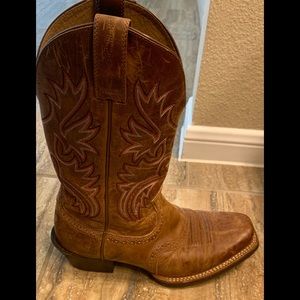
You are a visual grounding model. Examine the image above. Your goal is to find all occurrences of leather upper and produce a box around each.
[104,193,255,277]
[36,0,258,281]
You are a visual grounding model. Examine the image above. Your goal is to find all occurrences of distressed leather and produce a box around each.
[36,0,258,284]
[93,14,131,103]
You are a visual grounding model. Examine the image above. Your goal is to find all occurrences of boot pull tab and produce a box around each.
[94,0,125,17]
[93,13,131,104]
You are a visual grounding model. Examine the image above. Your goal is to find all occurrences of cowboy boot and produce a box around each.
[36,0,258,286]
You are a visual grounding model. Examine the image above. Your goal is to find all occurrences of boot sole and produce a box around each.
[51,228,258,286]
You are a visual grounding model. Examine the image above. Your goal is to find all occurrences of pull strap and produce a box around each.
[93,13,131,104]
[94,0,125,17]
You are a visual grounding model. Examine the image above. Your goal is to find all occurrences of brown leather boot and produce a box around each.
[36,0,258,286]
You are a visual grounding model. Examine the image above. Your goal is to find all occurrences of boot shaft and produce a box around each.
[36,0,186,256]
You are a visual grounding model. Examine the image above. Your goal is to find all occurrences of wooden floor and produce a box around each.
[36,1,263,299]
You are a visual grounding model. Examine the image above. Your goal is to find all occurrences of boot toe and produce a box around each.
[208,211,257,267]
[152,209,258,284]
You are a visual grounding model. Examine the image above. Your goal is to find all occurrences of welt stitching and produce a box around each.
[154,234,258,282]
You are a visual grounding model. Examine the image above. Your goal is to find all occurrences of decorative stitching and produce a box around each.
[117,81,176,221]
[42,50,102,217]
[106,212,163,244]
[56,198,101,240]
[148,241,177,272]
[51,152,100,218]
[106,195,164,244]
[148,213,189,273]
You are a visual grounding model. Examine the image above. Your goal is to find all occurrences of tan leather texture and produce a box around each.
[36,0,258,285]
[93,14,131,103]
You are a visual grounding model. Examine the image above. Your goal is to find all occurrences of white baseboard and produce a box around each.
[179,125,264,167]
[177,2,263,168]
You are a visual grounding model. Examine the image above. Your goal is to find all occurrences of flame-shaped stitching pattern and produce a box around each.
[117,81,176,221]
[42,67,101,217]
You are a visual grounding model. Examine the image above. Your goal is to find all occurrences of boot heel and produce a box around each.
[50,228,115,273]
[65,254,115,272]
